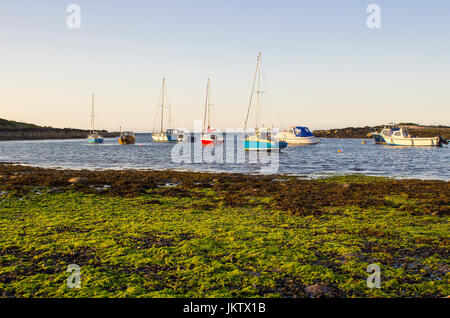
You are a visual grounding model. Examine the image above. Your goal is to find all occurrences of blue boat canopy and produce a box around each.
[294,126,314,137]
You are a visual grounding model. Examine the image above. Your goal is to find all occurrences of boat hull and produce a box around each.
[201,138,214,146]
[87,138,103,144]
[372,133,386,144]
[277,133,317,145]
[118,136,135,145]
[167,133,183,142]
[383,136,443,147]
[87,134,103,144]
[151,133,168,142]
[201,134,224,146]
[244,138,288,151]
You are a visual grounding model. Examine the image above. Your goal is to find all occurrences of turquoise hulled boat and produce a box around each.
[87,135,104,144]
[243,53,287,151]
[244,130,287,151]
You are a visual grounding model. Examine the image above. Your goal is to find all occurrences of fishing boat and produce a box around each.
[87,93,104,144]
[201,79,224,146]
[370,123,399,144]
[243,53,287,151]
[380,126,447,147]
[118,130,135,145]
[151,78,183,142]
[277,126,318,145]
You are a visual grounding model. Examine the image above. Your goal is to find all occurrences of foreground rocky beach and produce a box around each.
[0,163,448,297]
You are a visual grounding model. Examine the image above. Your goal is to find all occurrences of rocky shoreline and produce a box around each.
[313,125,450,139]
[0,118,119,141]
[1,163,448,216]
[0,127,119,141]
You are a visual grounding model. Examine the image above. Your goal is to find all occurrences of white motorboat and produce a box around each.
[370,123,399,144]
[277,126,318,145]
[381,127,447,147]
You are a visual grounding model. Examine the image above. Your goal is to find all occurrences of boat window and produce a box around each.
[393,131,401,137]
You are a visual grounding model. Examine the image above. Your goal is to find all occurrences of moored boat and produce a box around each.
[151,78,183,142]
[201,79,223,146]
[277,126,317,145]
[152,78,169,142]
[243,53,287,151]
[118,131,135,145]
[87,93,104,144]
[244,129,288,150]
[166,128,185,142]
[380,126,447,147]
[371,123,399,144]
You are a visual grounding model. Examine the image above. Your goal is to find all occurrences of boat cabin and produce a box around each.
[290,126,314,137]
[380,126,400,137]
[166,129,183,135]
[392,128,411,138]
[121,131,134,137]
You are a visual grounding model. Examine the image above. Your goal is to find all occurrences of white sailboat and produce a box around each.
[201,78,223,146]
[151,78,183,142]
[87,93,103,144]
[152,78,169,142]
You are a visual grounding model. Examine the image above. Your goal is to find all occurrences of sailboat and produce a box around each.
[201,78,223,146]
[243,53,287,151]
[152,78,169,142]
[151,78,184,142]
[87,93,104,144]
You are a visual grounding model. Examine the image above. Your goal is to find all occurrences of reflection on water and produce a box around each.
[0,133,448,180]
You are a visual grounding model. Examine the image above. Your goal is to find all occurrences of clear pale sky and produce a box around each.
[0,0,449,132]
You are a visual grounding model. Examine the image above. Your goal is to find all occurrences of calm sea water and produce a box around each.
[0,133,448,180]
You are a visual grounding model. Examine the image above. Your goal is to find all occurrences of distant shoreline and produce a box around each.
[0,127,120,141]
[313,125,450,140]
[1,118,449,141]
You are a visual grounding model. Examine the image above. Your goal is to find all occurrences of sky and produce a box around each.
[0,0,449,132]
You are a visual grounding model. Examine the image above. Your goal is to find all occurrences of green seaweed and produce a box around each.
[1,178,448,298]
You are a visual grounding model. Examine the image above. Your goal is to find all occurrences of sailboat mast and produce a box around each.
[169,104,172,130]
[255,55,261,129]
[91,93,95,134]
[244,52,261,131]
[207,79,211,129]
[160,78,165,133]
[203,78,209,133]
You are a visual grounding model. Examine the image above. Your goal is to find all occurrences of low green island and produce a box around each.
[0,164,448,297]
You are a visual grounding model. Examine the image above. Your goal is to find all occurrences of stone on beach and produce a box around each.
[305,284,329,298]
[68,177,89,186]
